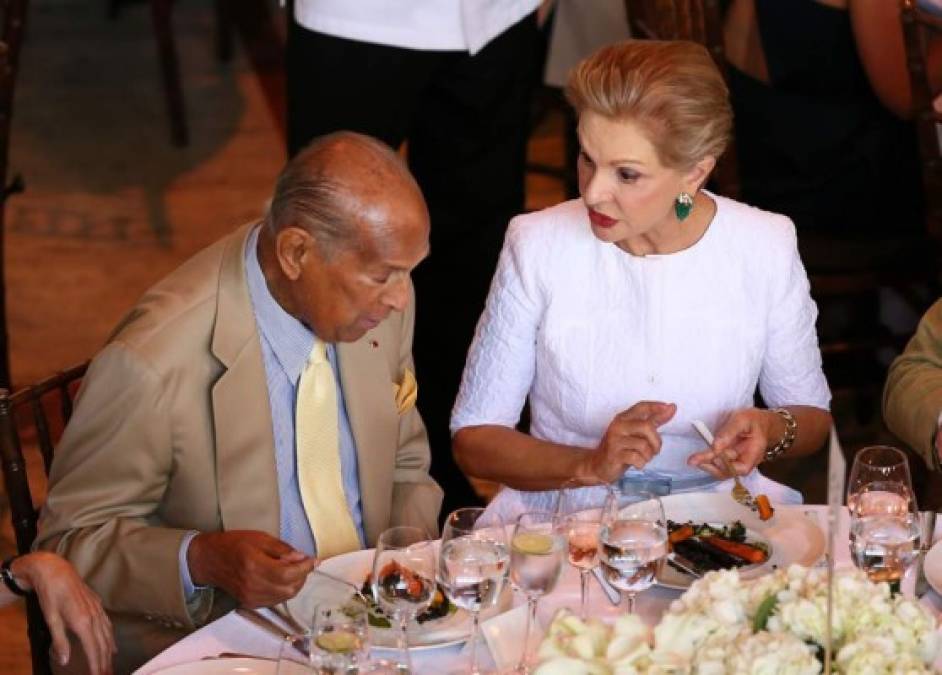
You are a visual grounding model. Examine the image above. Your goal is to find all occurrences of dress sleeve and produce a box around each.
[450,218,544,433]
[757,219,832,410]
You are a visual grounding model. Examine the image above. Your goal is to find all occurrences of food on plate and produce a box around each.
[667,520,769,575]
[353,562,456,628]
[756,494,775,521]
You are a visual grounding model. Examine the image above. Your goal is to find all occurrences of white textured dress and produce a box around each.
[450,195,831,521]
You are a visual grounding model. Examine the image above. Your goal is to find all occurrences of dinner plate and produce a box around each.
[923,539,942,597]
[656,492,825,589]
[153,657,305,674]
[286,548,511,651]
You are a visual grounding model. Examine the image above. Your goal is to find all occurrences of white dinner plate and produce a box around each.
[656,493,826,589]
[286,548,511,651]
[153,657,305,674]
[923,539,942,597]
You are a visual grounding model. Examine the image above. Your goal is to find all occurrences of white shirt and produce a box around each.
[451,195,831,520]
[294,0,541,54]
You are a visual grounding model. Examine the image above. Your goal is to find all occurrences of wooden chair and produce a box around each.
[110,0,234,146]
[0,362,89,675]
[624,0,941,424]
[901,0,942,241]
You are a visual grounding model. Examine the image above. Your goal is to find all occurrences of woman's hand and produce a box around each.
[687,408,782,477]
[580,401,677,483]
[11,552,115,674]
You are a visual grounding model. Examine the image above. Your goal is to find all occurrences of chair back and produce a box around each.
[624,0,740,198]
[901,0,942,241]
[0,362,89,675]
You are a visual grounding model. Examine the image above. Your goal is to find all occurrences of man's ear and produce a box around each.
[684,155,717,193]
[275,226,314,281]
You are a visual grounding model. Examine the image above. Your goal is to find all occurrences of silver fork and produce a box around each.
[692,420,758,511]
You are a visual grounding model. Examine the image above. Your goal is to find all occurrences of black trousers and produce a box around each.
[286,14,539,519]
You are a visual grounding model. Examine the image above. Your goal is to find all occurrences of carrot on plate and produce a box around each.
[756,494,775,521]
[702,535,768,565]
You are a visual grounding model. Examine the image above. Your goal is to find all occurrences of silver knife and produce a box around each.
[667,552,703,579]
[915,511,937,598]
[235,608,310,656]
[591,566,622,605]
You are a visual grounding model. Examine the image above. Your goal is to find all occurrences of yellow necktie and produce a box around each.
[296,340,360,558]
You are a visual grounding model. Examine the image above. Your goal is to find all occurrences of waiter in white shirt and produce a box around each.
[286,0,543,518]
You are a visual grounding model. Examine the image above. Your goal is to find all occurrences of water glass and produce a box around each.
[438,507,509,674]
[600,488,668,613]
[509,511,565,674]
[847,447,920,588]
[371,526,435,674]
[310,602,369,673]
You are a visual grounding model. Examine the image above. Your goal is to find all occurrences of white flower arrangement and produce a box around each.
[534,565,940,674]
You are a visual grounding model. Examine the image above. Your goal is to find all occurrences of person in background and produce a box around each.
[35,132,442,671]
[450,40,832,521]
[884,299,942,472]
[1,552,114,674]
[285,0,544,516]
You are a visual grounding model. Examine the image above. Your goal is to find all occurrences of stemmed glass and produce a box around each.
[509,511,565,674]
[309,601,369,673]
[555,480,610,619]
[847,446,920,589]
[600,487,668,614]
[438,507,510,674]
[371,526,436,674]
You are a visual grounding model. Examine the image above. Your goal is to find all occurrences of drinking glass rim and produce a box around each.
[855,445,909,470]
[376,525,433,549]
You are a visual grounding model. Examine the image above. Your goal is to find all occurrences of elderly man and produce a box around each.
[884,298,942,471]
[36,132,443,672]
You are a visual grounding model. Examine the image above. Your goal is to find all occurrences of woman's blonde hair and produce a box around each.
[566,40,732,170]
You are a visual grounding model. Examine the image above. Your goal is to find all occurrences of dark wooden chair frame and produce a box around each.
[0,362,88,675]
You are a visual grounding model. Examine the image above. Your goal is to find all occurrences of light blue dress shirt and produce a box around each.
[180,226,365,597]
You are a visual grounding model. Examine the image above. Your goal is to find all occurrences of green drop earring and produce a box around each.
[675,191,694,221]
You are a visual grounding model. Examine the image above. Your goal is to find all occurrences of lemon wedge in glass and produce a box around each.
[315,630,360,653]
[512,532,555,555]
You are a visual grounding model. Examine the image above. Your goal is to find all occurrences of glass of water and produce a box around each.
[509,511,565,674]
[600,488,668,614]
[556,480,611,619]
[371,526,435,674]
[310,601,369,673]
[438,507,509,674]
[847,446,919,589]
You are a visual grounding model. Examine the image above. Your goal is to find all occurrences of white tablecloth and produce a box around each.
[136,506,942,674]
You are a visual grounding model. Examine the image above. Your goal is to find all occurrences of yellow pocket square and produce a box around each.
[392,369,418,415]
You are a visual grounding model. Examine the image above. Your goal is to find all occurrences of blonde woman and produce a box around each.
[450,41,832,520]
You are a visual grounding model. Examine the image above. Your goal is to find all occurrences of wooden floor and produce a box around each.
[0,1,925,673]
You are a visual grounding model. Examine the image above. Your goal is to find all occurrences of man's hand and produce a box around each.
[688,408,782,477]
[579,401,677,484]
[12,552,116,674]
[935,424,942,464]
[187,531,319,608]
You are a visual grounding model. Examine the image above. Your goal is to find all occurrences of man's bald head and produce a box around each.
[267,131,425,257]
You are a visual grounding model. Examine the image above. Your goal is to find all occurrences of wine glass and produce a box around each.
[600,487,668,614]
[509,511,565,674]
[555,480,611,619]
[371,526,436,674]
[309,601,369,673]
[438,507,509,674]
[847,446,920,589]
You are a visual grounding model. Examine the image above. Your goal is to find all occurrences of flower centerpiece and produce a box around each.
[535,565,940,674]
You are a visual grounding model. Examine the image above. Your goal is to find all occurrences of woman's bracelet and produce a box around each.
[1,556,30,596]
[764,408,797,462]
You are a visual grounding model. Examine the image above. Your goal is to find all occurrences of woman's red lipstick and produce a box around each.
[588,208,617,228]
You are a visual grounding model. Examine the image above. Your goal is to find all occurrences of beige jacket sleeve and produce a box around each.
[35,343,209,629]
[883,298,942,471]
[389,293,444,539]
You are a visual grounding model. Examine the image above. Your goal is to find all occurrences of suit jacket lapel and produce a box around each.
[210,225,280,536]
[337,332,397,546]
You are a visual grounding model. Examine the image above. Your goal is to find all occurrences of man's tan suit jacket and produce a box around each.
[884,297,942,472]
[36,224,443,672]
